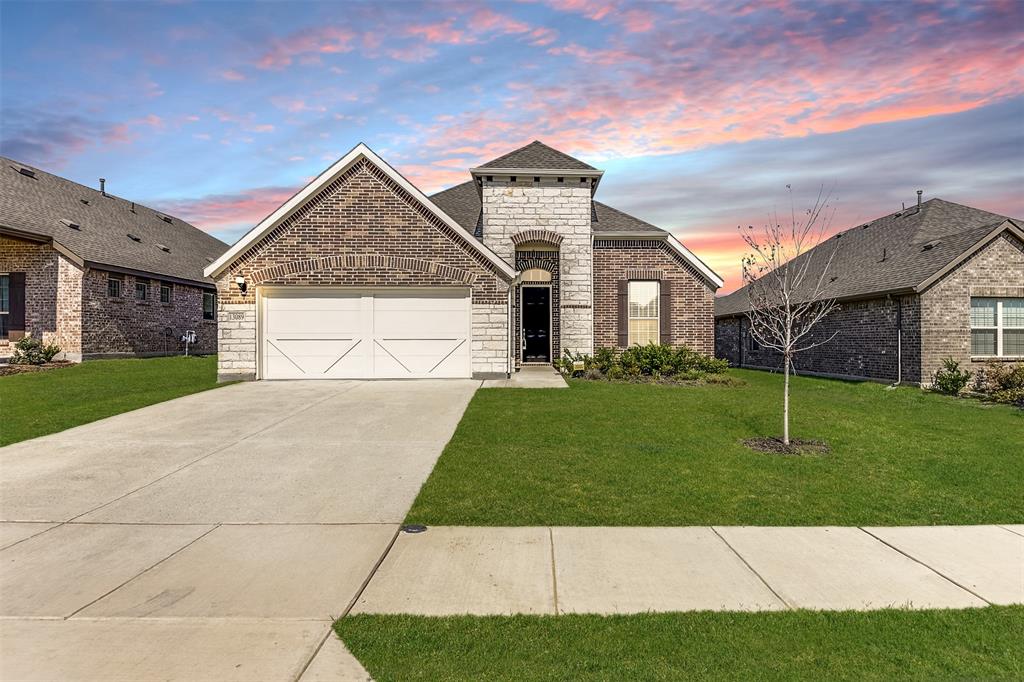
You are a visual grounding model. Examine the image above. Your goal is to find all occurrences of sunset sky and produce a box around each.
[2,0,1021,292]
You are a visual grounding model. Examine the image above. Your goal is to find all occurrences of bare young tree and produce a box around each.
[740,185,840,445]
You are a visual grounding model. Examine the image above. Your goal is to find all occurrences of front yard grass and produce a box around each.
[407,369,1024,526]
[0,355,221,446]
[336,607,1024,681]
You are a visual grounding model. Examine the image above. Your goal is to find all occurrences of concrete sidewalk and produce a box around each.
[353,524,1024,615]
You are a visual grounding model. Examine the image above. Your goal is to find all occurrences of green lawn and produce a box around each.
[407,370,1024,526]
[336,607,1024,681]
[0,355,222,446]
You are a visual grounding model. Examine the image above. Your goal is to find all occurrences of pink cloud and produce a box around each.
[155,186,300,233]
[220,69,246,81]
[258,26,356,69]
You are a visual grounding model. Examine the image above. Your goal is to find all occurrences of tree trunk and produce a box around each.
[783,354,790,445]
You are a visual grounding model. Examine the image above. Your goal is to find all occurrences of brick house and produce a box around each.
[205,142,722,381]
[715,197,1024,385]
[0,158,226,361]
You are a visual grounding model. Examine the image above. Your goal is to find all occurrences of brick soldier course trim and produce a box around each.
[510,229,564,246]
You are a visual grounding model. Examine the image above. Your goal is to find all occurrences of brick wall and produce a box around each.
[919,232,1024,384]
[481,179,593,354]
[715,295,922,382]
[214,157,512,380]
[593,239,716,354]
[0,235,83,358]
[81,268,216,357]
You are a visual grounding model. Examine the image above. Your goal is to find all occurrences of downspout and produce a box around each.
[893,296,903,386]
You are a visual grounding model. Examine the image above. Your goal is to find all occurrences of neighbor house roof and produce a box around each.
[473,141,597,171]
[715,198,1023,318]
[429,181,724,288]
[0,157,226,287]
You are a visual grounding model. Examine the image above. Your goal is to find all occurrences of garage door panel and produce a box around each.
[261,290,471,380]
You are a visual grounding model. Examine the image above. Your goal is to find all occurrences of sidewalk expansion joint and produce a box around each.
[710,526,792,610]
[857,527,992,606]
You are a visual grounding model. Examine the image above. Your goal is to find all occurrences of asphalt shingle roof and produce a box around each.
[430,181,668,239]
[476,141,597,171]
[0,157,226,286]
[714,198,1018,317]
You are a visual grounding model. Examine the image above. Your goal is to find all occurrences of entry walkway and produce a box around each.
[353,524,1024,615]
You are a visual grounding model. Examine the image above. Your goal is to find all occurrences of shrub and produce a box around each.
[974,362,1024,406]
[9,336,61,366]
[557,343,728,383]
[932,358,972,396]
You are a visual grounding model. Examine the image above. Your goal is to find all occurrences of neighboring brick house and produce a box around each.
[715,197,1024,385]
[0,158,226,361]
[205,142,722,381]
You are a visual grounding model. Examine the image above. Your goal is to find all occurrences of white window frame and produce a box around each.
[160,283,172,304]
[203,291,216,320]
[135,280,149,301]
[971,297,1024,358]
[107,275,122,298]
[627,280,660,346]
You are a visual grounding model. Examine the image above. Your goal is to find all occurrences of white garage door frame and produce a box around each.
[256,286,473,380]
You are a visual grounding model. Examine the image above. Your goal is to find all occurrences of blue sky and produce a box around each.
[2,0,1022,290]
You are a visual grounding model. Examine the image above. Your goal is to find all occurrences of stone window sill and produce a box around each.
[135,301,151,306]
[971,356,1024,363]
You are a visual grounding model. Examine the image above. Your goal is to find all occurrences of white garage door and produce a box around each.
[261,289,471,379]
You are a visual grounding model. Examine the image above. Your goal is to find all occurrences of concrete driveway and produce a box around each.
[0,379,479,681]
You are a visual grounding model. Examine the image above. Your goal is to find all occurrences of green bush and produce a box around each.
[557,343,728,383]
[975,362,1024,406]
[9,335,61,365]
[933,358,972,396]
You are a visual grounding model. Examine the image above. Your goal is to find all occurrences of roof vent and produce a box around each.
[80,198,89,205]
[127,233,141,242]
[59,218,81,230]
[156,243,170,253]
[17,167,36,178]
[922,240,941,251]
[156,214,172,224]
[205,256,215,263]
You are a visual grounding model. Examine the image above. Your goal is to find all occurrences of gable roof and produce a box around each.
[430,181,724,288]
[0,157,226,286]
[474,141,597,171]
[204,143,515,280]
[715,198,1023,317]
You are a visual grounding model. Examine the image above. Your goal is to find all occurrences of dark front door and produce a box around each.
[522,286,551,362]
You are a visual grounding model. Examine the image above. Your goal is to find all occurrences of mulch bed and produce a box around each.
[743,436,830,456]
[0,361,75,377]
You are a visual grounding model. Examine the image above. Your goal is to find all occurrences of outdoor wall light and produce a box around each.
[234,275,247,294]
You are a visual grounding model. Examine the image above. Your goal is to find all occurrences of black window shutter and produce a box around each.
[659,279,672,343]
[9,272,26,340]
[617,280,629,348]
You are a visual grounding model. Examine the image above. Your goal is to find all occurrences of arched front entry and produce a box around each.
[515,242,560,365]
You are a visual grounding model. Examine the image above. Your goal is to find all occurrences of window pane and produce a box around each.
[107,279,120,297]
[135,282,147,300]
[1003,329,1024,356]
[160,285,171,303]
[971,329,996,355]
[629,319,659,346]
[203,292,215,319]
[0,314,7,338]
[970,298,996,327]
[0,275,8,312]
[628,281,659,318]
[1002,299,1024,328]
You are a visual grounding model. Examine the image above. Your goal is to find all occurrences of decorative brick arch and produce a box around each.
[249,254,477,286]
[511,230,563,248]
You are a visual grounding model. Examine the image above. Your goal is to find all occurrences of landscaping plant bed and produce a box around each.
[0,361,75,377]
[743,436,830,455]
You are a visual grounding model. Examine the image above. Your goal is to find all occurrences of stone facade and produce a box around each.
[919,232,1024,383]
[1,234,215,361]
[480,179,594,355]
[0,235,83,359]
[80,268,216,357]
[213,157,512,381]
[714,231,1023,385]
[594,239,716,354]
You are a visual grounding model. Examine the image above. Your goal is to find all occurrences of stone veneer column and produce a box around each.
[480,182,593,356]
[217,303,256,381]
